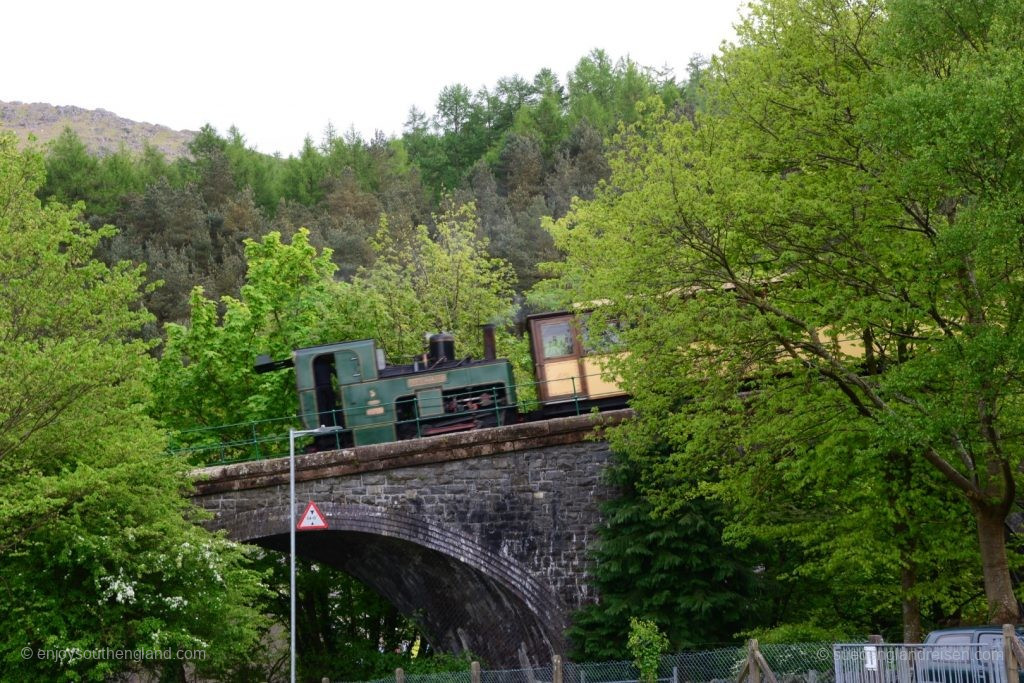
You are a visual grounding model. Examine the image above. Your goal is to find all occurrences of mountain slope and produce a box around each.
[0,101,195,159]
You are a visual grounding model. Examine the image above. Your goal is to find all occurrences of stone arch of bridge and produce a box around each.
[219,501,566,666]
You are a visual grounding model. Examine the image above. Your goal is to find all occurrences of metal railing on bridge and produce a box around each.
[166,372,625,466]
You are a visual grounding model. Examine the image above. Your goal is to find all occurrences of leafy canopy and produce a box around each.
[354,202,517,362]
[0,132,267,681]
[154,228,377,441]
[543,0,1024,630]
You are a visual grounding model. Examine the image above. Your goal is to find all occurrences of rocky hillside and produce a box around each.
[0,101,195,159]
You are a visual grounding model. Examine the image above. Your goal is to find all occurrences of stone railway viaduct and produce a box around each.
[191,410,630,668]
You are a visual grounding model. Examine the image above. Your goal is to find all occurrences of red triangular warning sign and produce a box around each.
[297,501,328,530]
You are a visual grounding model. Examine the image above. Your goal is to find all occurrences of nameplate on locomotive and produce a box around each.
[407,373,447,388]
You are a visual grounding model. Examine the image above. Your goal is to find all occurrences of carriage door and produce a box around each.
[531,314,587,402]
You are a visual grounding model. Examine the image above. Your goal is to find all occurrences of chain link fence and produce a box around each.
[336,644,836,683]
[757,644,836,683]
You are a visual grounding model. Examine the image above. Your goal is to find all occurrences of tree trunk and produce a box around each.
[892,451,923,642]
[973,502,1019,623]
[901,561,923,642]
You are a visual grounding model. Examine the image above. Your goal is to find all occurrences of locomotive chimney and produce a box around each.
[482,324,497,361]
[428,332,455,364]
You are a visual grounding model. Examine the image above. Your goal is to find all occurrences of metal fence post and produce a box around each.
[396,668,405,683]
[553,655,563,683]
[471,660,481,683]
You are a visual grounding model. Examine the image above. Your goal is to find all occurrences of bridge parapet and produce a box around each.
[193,409,630,495]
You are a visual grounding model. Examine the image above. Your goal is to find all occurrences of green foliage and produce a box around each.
[743,624,855,645]
[354,203,517,362]
[281,136,328,206]
[628,618,669,683]
[39,127,100,209]
[33,48,702,325]
[0,132,267,681]
[109,175,252,327]
[246,552,471,681]
[224,126,282,213]
[154,228,376,450]
[41,128,163,218]
[566,50,661,136]
[568,455,760,660]
[513,88,568,161]
[544,0,1024,634]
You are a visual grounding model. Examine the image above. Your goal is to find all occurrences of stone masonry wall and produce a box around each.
[191,411,627,663]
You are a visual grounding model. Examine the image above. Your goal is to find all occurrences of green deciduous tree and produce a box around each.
[153,228,376,444]
[355,202,517,363]
[0,132,267,681]
[628,618,669,683]
[568,455,762,660]
[543,0,1024,632]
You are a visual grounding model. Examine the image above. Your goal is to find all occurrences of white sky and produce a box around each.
[2,0,745,158]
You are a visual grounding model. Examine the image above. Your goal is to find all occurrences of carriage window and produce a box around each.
[582,317,622,354]
[540,320,575,359]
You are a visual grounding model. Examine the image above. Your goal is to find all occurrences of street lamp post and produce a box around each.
[289,425,344,683]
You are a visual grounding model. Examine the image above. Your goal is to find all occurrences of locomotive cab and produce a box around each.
[292,339,380,447]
